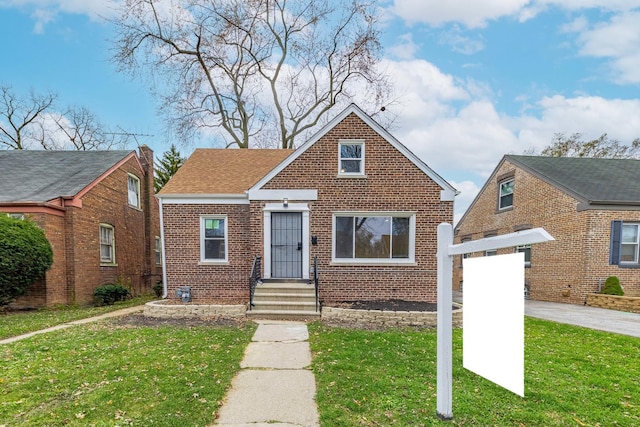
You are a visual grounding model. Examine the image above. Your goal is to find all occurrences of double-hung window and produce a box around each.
[498,178,514,210]
[338,140,365,176]
[621,223,639,263]
[100,224,115,264]
[128,174,141,208]
[334,213,414,262]
[609,221,640,266]
[201,216,227,262]
[155,236,162,265]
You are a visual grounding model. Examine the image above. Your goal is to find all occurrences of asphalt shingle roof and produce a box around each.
[159,149,293,195]
[0,150,133,203]
[506,155,640,204]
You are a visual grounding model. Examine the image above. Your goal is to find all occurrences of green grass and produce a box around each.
[309,318,640,426]
[0,295,157,340]
[1,320,255,426]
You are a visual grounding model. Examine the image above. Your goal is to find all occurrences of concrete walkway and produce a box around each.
[213,320,320,427]
[0,305,144,345]
[525,300,640,338]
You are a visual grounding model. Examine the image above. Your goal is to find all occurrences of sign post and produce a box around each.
[436,223,554,420]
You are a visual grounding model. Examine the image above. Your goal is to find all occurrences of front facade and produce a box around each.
[159,104,456,304]
[454,155,640,304]
[0,146,162,307]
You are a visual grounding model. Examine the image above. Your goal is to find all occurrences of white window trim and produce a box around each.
[338,140,365,177]
[331,211,416,264]
[127,173,141,209]
[99,223,116,265]
[620,223,640,264]
[498,178,514,210]
[200,215,229,263]
[155,236,162,265]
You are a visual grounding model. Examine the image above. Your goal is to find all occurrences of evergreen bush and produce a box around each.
[93,284,131,306]
[601,276,624,296]
[0,215,53,307]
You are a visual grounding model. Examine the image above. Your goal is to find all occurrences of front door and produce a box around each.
[271,212,303,278]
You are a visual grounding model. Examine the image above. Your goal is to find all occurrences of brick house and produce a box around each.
[158,104,457,313]
[454,155,640,305]
[0,146,162,307]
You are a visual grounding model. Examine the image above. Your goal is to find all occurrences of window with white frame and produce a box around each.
[498,178,514,210]
[485,249,497,256]
[127,174,140,208]
[201,216,227,262]
[338,140,365,176]
[155,236,162,265]
[621,223,639,263]
[7,213,24,220]
[334,213,414,261]
[515,244,531,267]
[100,224,115,264]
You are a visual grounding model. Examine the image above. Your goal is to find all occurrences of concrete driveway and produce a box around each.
[525,300,640,338]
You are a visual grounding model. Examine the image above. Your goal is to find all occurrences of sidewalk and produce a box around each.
[213,320,320,427]
[0,305,145,345]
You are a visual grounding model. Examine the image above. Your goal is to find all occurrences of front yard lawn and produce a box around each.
[1,319,255,426]
[0,295,157,340]
[309,318,640,426]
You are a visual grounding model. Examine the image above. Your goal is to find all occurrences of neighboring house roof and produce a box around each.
[250,103,458,201]
[158,148,293,196]
[506,155,640,205]
[0,150,134,203]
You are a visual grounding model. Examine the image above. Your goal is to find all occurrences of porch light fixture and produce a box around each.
[283,198,288,207]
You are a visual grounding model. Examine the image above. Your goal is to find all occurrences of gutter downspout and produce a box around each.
[158,197,168,299]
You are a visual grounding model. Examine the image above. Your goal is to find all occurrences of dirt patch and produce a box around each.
[325,299,454,312]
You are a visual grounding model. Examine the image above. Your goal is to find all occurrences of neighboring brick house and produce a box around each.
[0,146,162,307]
[454,155,640,305]
[158,104,457,306]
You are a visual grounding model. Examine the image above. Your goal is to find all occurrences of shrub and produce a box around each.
[601,276,624,296]
[153,281,163,297]
[93,284,131,306]
[0,215,53,307]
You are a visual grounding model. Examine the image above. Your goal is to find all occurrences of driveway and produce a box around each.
[525,300,640,338]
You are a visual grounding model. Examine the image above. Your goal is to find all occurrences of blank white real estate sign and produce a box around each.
[463,252,524,397]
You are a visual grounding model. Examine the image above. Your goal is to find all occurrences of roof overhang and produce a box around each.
[157,193,249,205]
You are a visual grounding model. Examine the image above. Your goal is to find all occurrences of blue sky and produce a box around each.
[1,1,639,220]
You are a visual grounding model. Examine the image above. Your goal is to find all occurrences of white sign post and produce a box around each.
[436,223,554,420]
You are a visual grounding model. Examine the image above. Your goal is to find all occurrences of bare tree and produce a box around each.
[41,106,131,150]
[0,85,56,150]
[112,0,390,149]
[537,132,640,159]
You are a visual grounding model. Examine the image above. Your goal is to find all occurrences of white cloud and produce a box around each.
[387,33,419,60]
[391,0,531,28]
[572,12,640,84]
[438,26,485,54]
[0,0,119,32]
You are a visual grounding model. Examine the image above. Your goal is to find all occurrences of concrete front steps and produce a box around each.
[248,281,320,320]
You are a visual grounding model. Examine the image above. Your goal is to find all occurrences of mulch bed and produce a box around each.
[325,299,447,312]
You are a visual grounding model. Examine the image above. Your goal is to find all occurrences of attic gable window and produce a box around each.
[499,178,514,210]
[128,174,141,208]
[338,140,365,176]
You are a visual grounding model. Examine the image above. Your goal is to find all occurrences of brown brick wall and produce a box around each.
[454,158,640,304]
[163,203,252,302]
[14,150,161,307]
[261,113,451,304]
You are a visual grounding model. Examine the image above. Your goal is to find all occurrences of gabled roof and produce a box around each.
[505,155,640,205]
[0,150,134,203]
[158,148,293,196]
[250,103,458,201]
